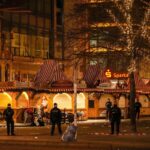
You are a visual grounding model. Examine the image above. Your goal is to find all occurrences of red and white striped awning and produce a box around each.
[142,78,150,85]
[127,72,150,91]
[96,69,110,84]
[83,64,100,87]
[134,73,146,89]
[34,60,67,87]
[146,81,150,86]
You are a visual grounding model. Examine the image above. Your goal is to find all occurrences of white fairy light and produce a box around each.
[108,0,149,74]
[140,8,150,40]
[107,0,134,52]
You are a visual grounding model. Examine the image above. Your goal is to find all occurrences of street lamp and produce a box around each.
[73,62,78,126]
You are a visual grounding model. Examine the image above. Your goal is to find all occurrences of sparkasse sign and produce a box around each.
[105,69,129,79]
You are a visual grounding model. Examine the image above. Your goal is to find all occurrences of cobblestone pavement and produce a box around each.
[0,118,150,150]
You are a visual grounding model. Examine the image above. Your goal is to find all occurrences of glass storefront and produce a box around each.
[0,0,63,59]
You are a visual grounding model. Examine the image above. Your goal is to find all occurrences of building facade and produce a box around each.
[0,0,149,83]
[0,0,65,83]
[0,0,149,123]
[63,0,150,80]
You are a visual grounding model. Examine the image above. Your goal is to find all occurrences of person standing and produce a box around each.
[50,103,62,136]
[105,98,112,120]
[109,104,121,135]
[134,99,142,120]
[3,103,15,136]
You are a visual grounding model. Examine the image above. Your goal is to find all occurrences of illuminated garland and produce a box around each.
[107,0,150,73]
[140,8,150,42]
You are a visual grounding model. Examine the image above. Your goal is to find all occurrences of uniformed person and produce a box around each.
[50,103,62,136]
[3,103,15,136]
[109,104,121,135]
[134,100,142,119]
[105,98,112,120]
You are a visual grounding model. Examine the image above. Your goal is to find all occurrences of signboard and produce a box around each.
[105,69,129,79]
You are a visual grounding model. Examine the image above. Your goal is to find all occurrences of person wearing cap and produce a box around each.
[3,103,15,136]
[109,104,121,135]
[134,98,142,120]
[50,103,62,136]
[105,98,112,120]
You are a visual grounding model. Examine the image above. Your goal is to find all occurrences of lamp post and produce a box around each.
[73,61,78,126]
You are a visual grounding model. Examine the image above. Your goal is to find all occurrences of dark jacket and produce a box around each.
[105,101,112,111]
[50,107,62,123]
[3,107,14,121]
[110,105,121,122]
[134,102,142,111]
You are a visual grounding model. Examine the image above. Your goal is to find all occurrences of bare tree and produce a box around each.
[108,0,150,132]
[64,0,150,132]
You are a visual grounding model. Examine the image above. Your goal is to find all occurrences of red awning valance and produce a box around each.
[83,64,100,87]
[34,60,68,87]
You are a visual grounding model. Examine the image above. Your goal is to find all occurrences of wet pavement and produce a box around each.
[0,118,150,150]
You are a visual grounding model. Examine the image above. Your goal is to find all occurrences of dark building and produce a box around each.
[0,0,64,82]
[0,0,149,83]
[64,0,150,78]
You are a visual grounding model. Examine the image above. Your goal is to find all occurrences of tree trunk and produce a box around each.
[129,72,137,132]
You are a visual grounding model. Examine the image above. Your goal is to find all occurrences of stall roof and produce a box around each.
[83,64,100,87]
[127,72,150,90]
[34,60,68,87]
[96,69,110,84]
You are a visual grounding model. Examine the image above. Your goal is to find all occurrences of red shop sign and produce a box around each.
[105,69,129,79]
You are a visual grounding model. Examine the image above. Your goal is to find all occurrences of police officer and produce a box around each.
[105,98,112,120]
[50,103,62,136]
[3,103,15,136]
[109,104,121,135]
[134,100,142,119]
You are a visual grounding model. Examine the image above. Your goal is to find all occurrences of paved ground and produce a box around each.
[0,118,150,150]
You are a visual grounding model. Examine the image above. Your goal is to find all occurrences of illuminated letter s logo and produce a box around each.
[105,69,112,78]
